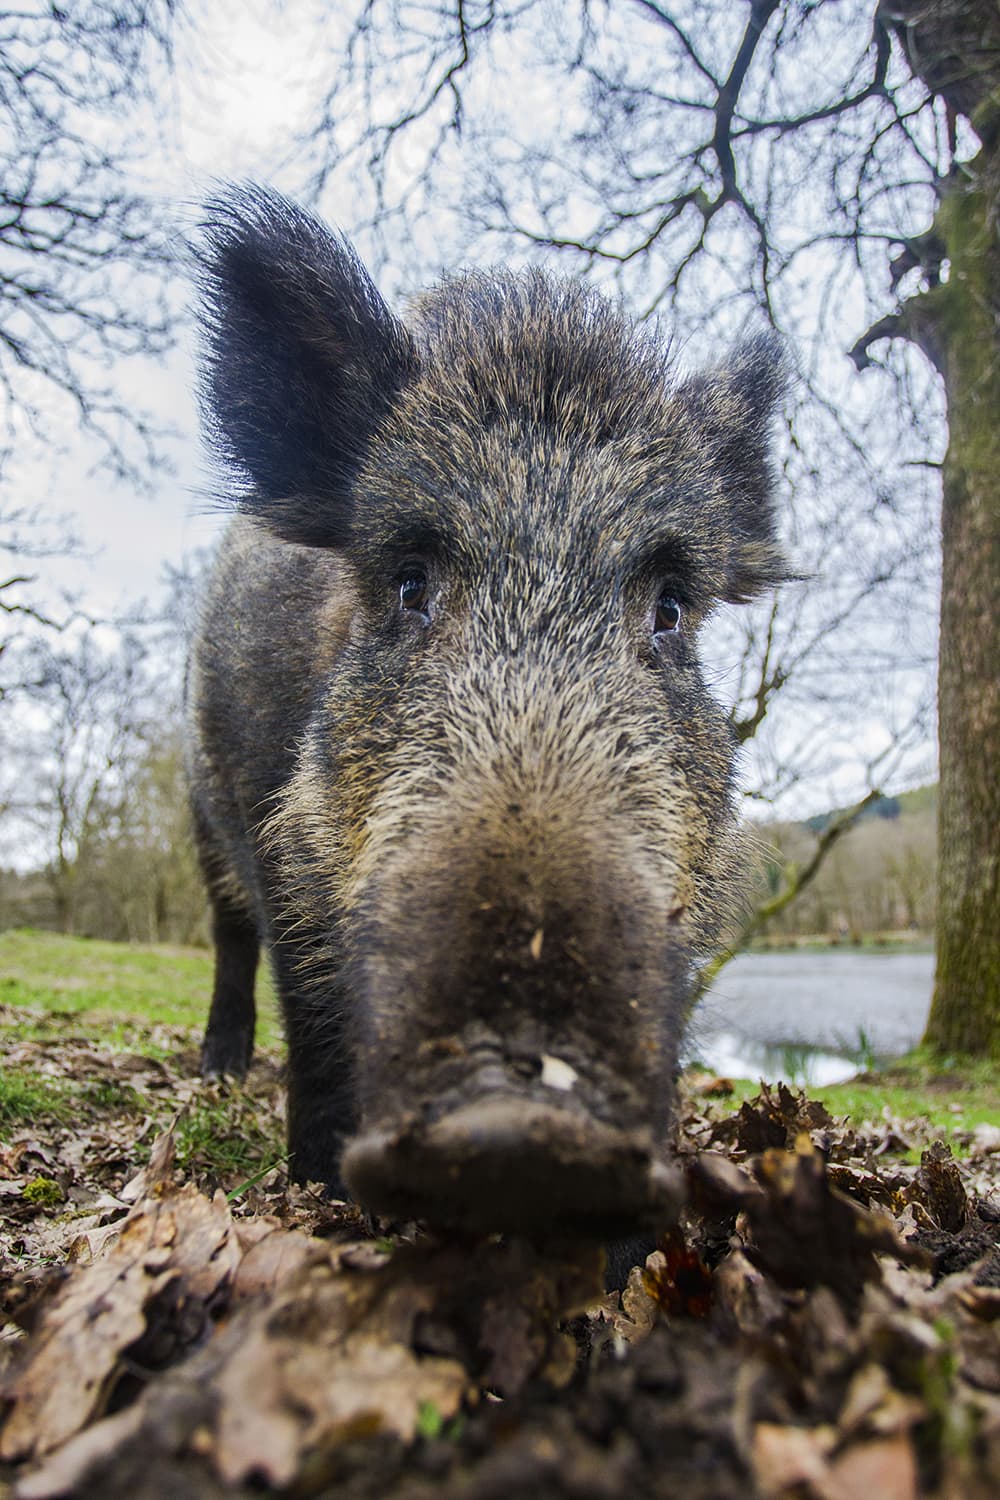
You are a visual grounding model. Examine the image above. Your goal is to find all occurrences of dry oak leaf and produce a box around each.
[751,1421,836,1497]
[117,1122,178,1205]
[904,1140,969,1233]
[212,1312,466,1488]
[711,1246,786,1336]
[0,1182,239,1462]
[753,1423,917,1500]
[747,1135,930,1304]
[15,1244,471,1494]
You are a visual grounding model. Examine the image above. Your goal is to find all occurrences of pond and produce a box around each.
[684,949,935,1085]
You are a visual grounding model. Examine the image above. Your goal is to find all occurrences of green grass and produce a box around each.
[81,1079,140,1111]
[814,1049,1000,1141]
[0,1069,73,1128]
[175,1096,285,1182]
[0,927,281,1049]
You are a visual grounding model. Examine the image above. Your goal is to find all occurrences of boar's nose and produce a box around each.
[340,1093,684,1238]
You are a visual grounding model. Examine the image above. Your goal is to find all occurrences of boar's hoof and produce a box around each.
[200,1029,253,1082]
[341,1095,684,1238]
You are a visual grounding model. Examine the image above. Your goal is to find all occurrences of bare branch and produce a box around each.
[0,2,178,487]
[693,787,885,1004]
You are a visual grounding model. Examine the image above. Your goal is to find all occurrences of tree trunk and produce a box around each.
[883,1,1000,1054]
[920,157,1000,1054]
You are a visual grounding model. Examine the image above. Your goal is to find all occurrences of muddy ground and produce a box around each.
[1,1013,999,1499]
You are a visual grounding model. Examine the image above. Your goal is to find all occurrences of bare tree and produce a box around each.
[0,1,178,487]
[0,0,181,756]
[874,0,1000,1053]
[5,627,152,931]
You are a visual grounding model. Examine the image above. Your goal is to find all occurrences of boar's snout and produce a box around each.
[340,1092,683,1230]
[342,1092,685,1236]
[337,832,693,1234]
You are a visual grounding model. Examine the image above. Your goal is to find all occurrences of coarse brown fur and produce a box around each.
[187,186,789,1237]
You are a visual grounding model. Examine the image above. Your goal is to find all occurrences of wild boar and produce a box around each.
[187,185,786,1241]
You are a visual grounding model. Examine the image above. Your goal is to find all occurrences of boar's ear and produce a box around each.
[675,332,790,602]
[195,184,417,547]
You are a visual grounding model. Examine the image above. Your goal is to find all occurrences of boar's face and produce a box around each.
[198,187,787,1235]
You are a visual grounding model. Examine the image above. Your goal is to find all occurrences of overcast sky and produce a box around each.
[25,1,339,619]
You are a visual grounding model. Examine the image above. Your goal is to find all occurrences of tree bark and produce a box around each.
[920,158,1000,1054]
[884,2,1000,1053]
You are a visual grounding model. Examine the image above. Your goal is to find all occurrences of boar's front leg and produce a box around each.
[200,898,259,1080]
[270,931,356,1195]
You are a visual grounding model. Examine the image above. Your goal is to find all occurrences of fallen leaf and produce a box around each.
[905,1141,968,1233]
[826,1435,918,1500]
[712,1246,785,1335]
[752,1420,835,1497]
[1,1182,239,1461]
[230,1225,316,1299]
[118,1125,178,1205]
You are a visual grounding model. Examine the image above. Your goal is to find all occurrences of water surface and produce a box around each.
[685,949,934,1084]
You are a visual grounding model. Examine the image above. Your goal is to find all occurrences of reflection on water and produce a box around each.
[682,1030,861,1087]
[683,949,935,1086]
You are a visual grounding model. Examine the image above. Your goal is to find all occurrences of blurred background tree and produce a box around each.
[1,0,179,714]
[0,556,208,945]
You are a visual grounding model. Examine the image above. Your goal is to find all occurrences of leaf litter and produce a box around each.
[1,1026,999,1498]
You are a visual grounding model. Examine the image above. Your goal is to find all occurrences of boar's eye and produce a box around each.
[654,593,682,635]
[399,571,430,619]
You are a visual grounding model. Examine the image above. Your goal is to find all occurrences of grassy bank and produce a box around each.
[0,927,281,1046]
[0,929,286,1181]
[747,930,935,954]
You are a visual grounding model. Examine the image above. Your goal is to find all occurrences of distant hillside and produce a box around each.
[754,784,937,941]
[805,784,937,835]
